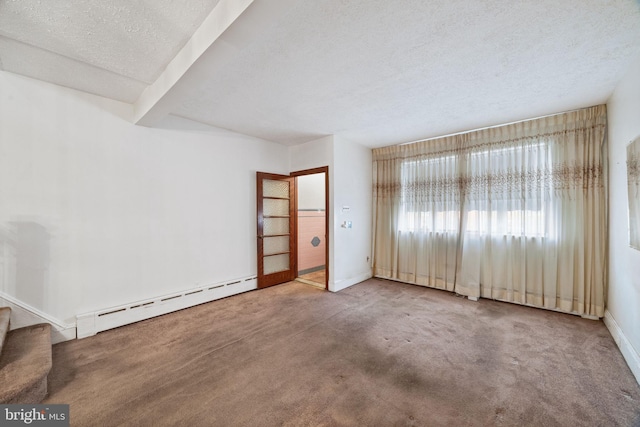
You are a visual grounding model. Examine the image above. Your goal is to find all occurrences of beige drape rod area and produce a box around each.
[372,105,608,317]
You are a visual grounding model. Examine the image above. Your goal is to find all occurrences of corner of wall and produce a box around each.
[604,310,640,385]
[329,271,372,293]
[605,51,640,387]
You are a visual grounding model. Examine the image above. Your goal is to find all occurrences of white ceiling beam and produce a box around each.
[134,0,255,125]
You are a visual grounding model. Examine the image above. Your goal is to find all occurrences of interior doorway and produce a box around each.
[292,167,328,290]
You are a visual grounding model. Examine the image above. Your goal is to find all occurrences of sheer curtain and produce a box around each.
[372,136,463,292]
[372,105,607,317]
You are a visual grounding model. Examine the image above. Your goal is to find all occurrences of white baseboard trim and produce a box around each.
[604,310,640,386]
[330,271,372,293]
[77,275,258,339]
[0,291,76,344]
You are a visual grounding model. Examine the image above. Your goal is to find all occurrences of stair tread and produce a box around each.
[0,307,10,359]
[0,323,52,404]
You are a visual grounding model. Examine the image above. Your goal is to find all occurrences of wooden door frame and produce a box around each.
[290,166,329,290]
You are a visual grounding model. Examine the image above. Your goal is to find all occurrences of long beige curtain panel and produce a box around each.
[372,105,607,317]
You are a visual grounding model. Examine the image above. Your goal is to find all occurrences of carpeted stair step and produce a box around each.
[0,307,10,357]
[0,323,52,404]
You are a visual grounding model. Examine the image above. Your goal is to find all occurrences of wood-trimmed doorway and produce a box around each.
[256,167,329,290]
[292,167,329,290]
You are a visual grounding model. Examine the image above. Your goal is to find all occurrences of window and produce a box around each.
[398,143,550,238]
[372,105,607,316]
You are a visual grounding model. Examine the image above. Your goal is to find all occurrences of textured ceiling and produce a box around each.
[1,0,640,147]
[172,0,640,147]
[0,0,221,102]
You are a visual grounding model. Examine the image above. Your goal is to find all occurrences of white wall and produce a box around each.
[332,136,373,291]
[606,53,640,384]
[289,135,373,292]
[0,71,289,325]
[297,174,325,211]
[289,135,334,172]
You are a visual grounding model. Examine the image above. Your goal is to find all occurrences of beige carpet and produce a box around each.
[1,323,52,403]
[45,279,640,426]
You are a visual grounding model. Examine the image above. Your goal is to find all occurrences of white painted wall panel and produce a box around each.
[290,135,373,291]
[332,136,373,291]
[606,53,640,384]
[297,173,325,211]
[0,71,288,325]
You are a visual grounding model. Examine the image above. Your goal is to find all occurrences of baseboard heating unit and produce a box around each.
[76,276,257,339]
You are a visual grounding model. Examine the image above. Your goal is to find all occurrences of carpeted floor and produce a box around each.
[45,279,640,426]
